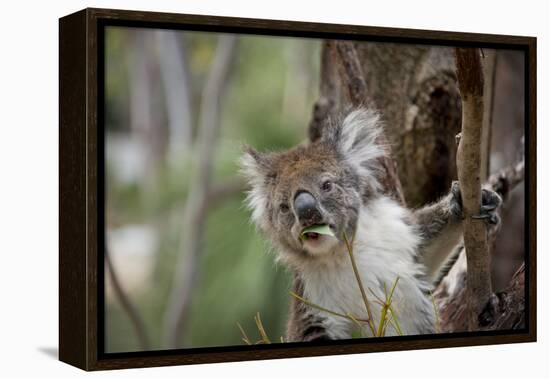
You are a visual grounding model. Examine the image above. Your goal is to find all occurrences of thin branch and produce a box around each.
[388,306,403,336]
[343,233,376,335]
[309,41,339,142]
[204,178,246,211]
[330,40,372,107]
[184,178,247,223]
[346,313,368,336]
[289,291,350,320]
[163,35,239,348]
[237,322,252,345]
[105,250,150,350]
[430,291,441,333]
[254,312,271,344]
[376,277,399,337]
[155,30,193,158]
[480,49,498,181]
[329,40,406,204]
[455,47,491,330]
[487,137,525,201]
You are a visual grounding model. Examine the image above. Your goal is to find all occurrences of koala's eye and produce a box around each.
[321,180,333,192]
[279,203,290,213]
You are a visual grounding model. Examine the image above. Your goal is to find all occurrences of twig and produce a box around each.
[105,250,150,350]
[290,291,373,336]
[202,178,247,213]
[388,306,403,335]
[254,312,271,344]
[367,287,387,306]
[376,277,400,337]
[289,291,350,320]
[430,291,441,333]
[330,40,372,107]
[343,233,376,335]
[347,313,369,336]
[487,138,525,202]
[454,47,492,330]
[238,313,288,345]
[237,322,252,345]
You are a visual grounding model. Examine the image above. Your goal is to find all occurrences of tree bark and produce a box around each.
[455,47,491,330]
[435,139,525,332]
[309,41,525,333]
[313,41,406,203]
[310,41,462,207]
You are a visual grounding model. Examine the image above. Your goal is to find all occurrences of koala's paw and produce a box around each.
[450,181,463,218]
[450,181,502,226]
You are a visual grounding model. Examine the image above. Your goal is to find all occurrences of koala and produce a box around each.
[240,109,501,341]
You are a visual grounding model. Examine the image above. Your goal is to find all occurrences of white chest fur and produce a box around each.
[300,197,436,338]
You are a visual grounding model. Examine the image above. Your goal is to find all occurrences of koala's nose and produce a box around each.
[294,191,322,225]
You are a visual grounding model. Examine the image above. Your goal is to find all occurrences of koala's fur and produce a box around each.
[240,109,501,341]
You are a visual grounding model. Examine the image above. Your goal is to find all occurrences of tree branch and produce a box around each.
[481,50,497,181]
[455,47,491,330]
[163,35,239,348]
[155,30,193,159]
[105,250,150,350]
[329,40,406,204]
[435,138,525,332]
[330,40,373,108]
[308,41,339,142]
[487,137,525,202]
[206,178,247,210]
[479,263,525,330]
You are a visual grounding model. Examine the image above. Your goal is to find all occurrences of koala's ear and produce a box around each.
[324,108,385,177]
[239,146,273,227]
[240,146,271,181]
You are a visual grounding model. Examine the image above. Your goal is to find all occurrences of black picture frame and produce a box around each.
[59,7,537,371]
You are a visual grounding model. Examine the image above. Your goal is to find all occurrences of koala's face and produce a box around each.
[241,109,384,263]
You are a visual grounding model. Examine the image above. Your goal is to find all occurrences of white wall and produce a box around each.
[0,0,546,377]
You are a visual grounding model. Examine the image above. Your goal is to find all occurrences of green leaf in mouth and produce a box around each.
[300,224,335,240]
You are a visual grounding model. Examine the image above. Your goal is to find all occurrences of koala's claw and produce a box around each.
[481,204,498,212]
[450,181,502,226]
[472,188,502,225]
[471,212,500,225]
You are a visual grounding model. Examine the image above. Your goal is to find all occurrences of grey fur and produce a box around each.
[240,109,502,341]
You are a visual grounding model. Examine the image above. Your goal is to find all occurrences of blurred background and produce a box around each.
[104,26,525,353]
[105,27,321,352]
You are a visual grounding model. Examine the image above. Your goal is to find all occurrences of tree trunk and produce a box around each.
[310,42,462,207]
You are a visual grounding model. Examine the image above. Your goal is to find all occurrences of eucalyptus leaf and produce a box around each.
[300,224,335,239]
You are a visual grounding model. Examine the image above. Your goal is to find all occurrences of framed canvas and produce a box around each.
[59,7,537,371]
